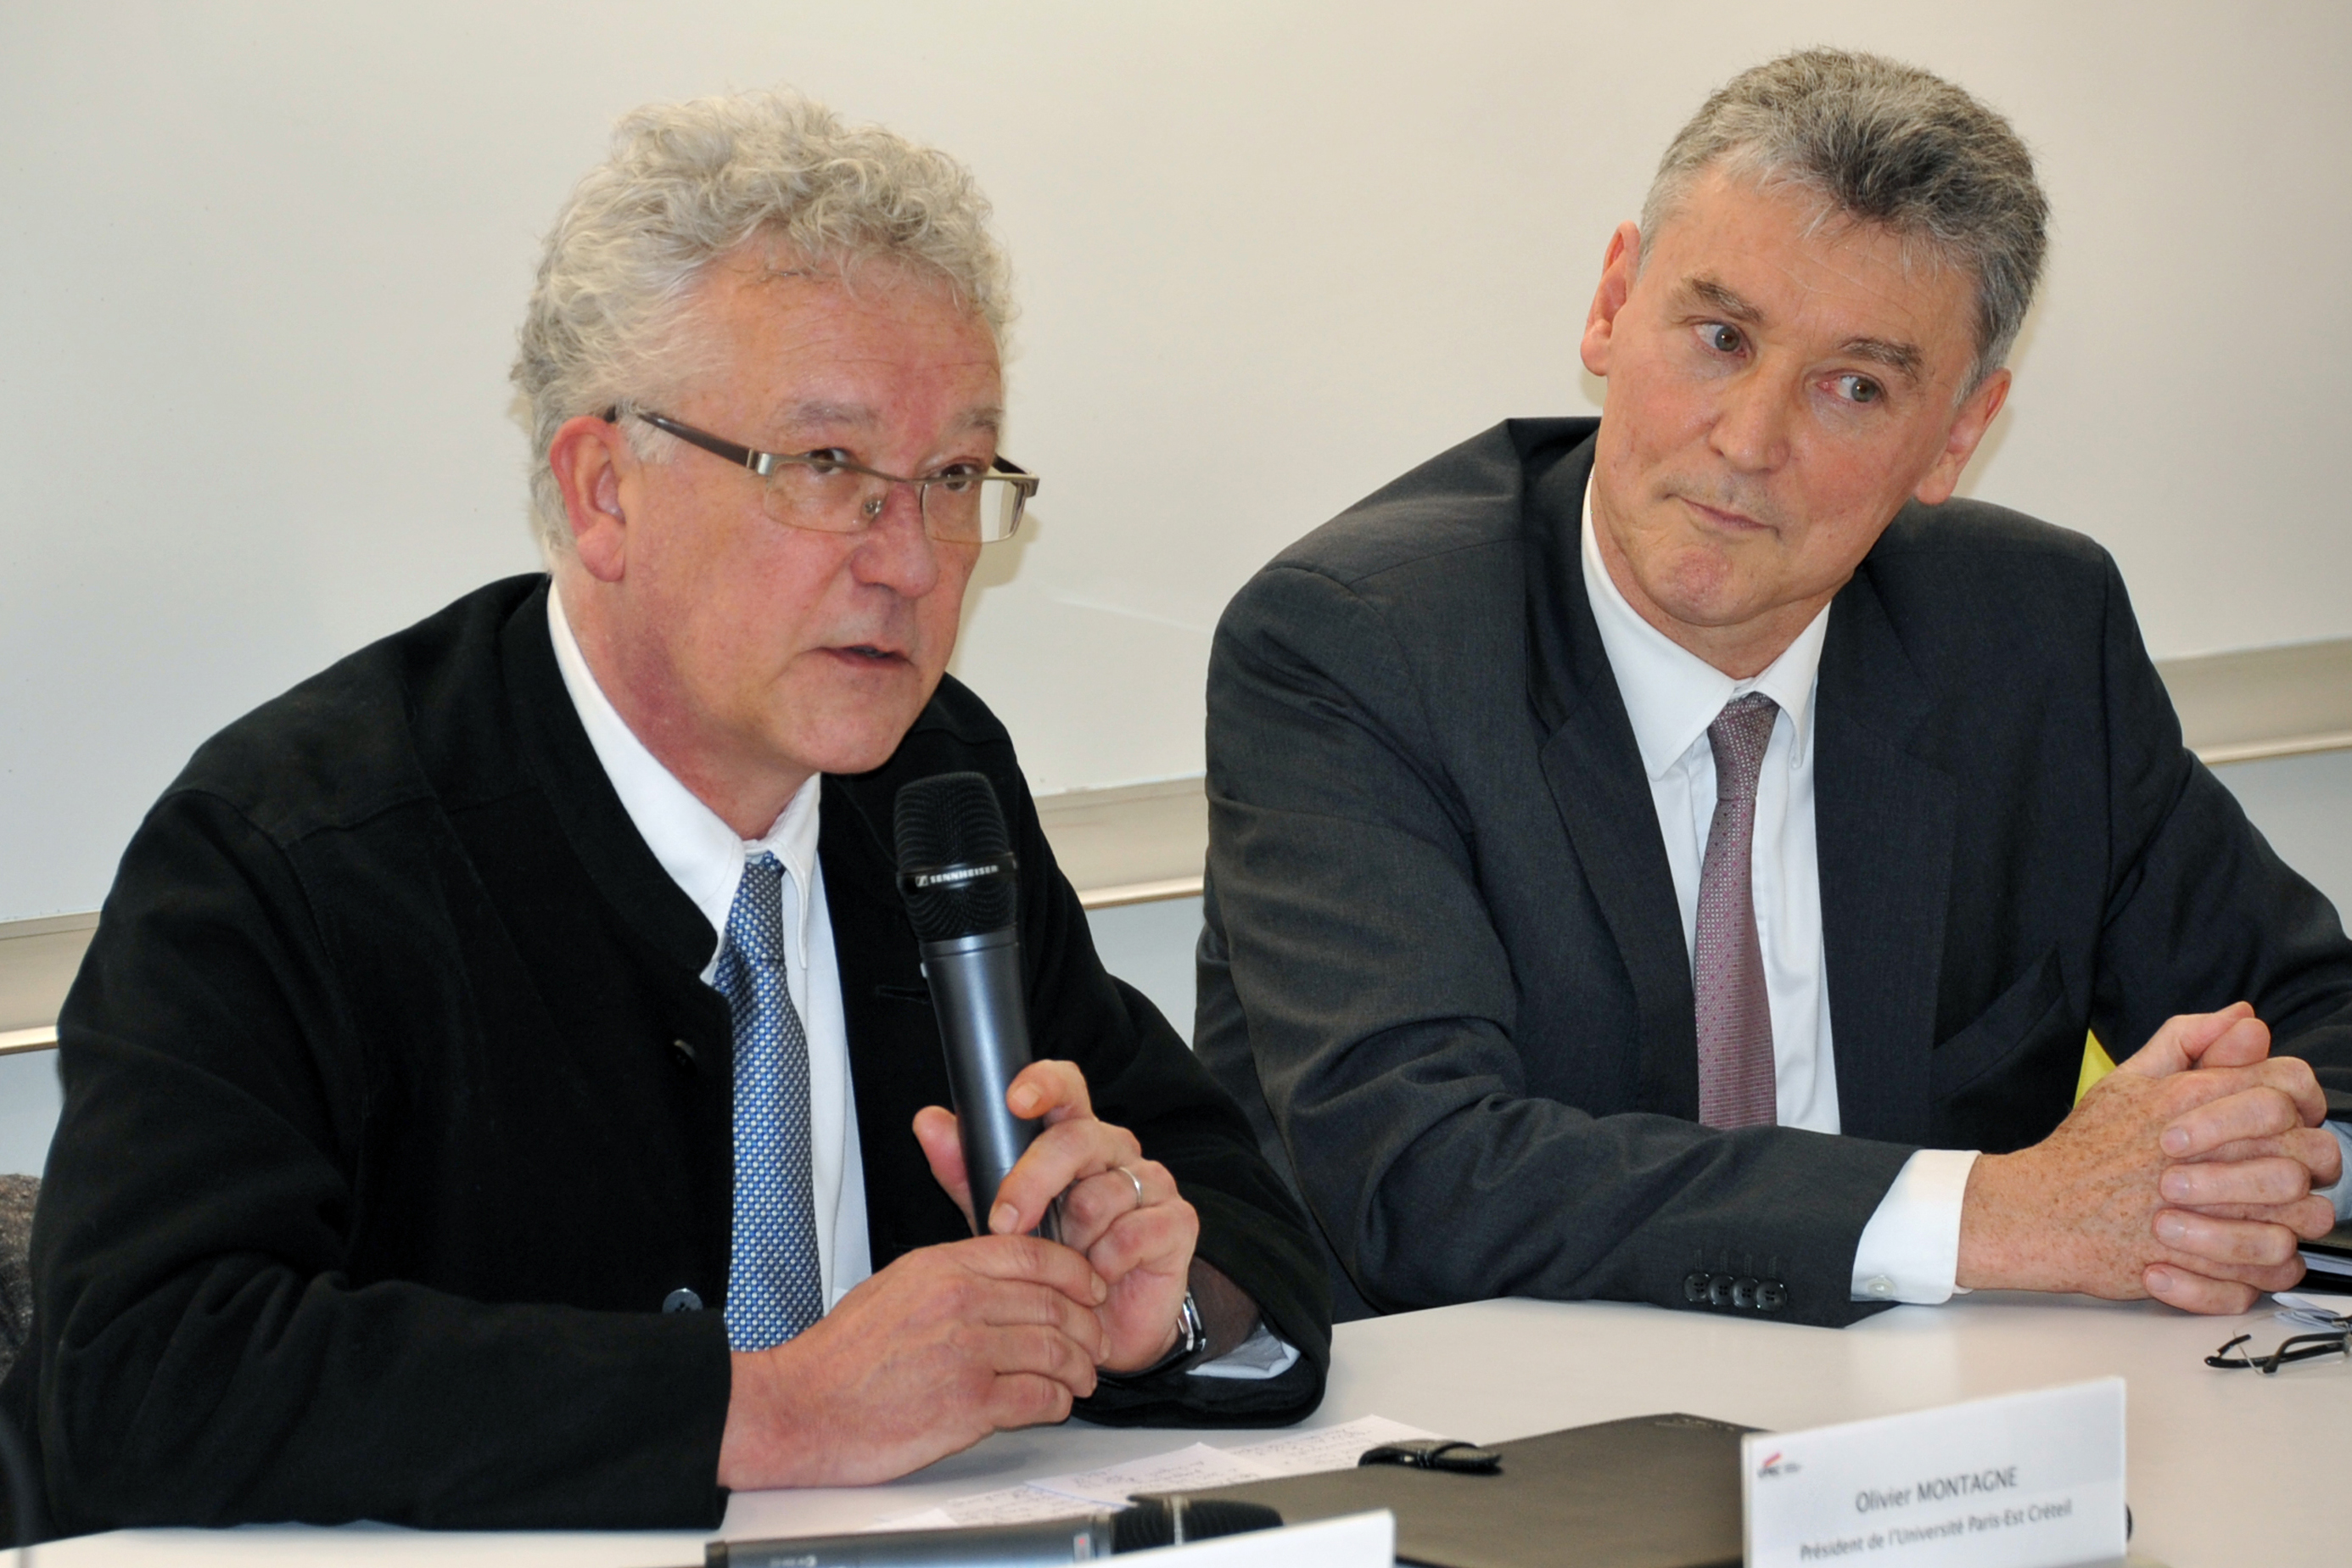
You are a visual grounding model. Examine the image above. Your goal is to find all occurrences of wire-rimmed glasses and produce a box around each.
[621,408,1037,544]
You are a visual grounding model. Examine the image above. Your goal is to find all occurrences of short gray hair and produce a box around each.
[512,89,1013,557]
[1641,48,2047,389]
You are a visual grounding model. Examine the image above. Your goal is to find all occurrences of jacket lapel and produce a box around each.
[1815,562,1957,1144]
[1520,434,1702,1118]
[498,580,724,982]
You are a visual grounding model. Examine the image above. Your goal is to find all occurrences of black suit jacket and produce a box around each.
[3,576,1327,1537]
[1198,418,2352,1329]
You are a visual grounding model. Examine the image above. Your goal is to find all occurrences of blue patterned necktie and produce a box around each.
[715,852,826,1350]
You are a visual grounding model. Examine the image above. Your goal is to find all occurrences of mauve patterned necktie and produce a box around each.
[1695,692,1781,1129]
[714,851,826,1350]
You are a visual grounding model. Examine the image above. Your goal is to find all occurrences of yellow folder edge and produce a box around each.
[2076,1033,2117,1105]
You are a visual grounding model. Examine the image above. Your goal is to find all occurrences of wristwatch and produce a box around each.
[1103,1289,1208,1381]
[1168,1286,1207,1364]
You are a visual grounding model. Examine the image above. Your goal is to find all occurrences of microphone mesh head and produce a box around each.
[1112,1498,1284,1551]
[893,771,1018,941]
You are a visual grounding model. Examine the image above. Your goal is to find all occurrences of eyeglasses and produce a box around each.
[2204,1327,2350,1374]
[619,408,1038,545]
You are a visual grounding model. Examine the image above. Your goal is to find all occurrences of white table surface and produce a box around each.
[32,1291,2347,1567]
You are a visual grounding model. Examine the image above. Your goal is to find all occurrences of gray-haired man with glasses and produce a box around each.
[3,90,1327,1538]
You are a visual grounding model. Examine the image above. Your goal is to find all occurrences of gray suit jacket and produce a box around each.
[1198,419,2352,1329]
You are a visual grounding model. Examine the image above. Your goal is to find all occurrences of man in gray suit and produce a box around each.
[1199,49,2352,1329]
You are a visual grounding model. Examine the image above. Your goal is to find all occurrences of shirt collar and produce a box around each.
[1579,478,1828,779]
[546,585,820,971]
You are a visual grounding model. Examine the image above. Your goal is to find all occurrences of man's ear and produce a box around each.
[1579,221,1644,378]
[547,415,635,583]
[1912,367,2012,507]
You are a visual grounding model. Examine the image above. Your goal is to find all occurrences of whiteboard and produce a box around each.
[3,0,2347,921]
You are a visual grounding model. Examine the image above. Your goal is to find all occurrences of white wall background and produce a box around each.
[4,1,2349,922]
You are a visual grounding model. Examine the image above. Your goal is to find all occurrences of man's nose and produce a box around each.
[1708,367,1793,473]
[850,479,944,597]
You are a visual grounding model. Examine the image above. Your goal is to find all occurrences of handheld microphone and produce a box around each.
[705,1496,1285,1567]
[894,771,1045,1235]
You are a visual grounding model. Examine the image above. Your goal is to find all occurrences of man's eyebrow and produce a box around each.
[770,401,1005,438]
[1836,336,1925,384]
[1680,276,1764,324]
[776,399,876,429]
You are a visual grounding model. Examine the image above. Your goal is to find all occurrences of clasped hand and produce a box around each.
[1958,1003,2342,1313]
[720,1060,1200,1489]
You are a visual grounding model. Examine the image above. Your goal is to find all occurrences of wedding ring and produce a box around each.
[1115,1163,1146,1211]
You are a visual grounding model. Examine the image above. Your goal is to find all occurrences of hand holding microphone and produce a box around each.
[713,776,1210,1493]
[910,1060,1201,1372]
[895,773,1203,1373]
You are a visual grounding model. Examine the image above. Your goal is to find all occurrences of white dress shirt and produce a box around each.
[1579,485,1978,1304]
[548,587,1301,1376]
[548,590,874,1312]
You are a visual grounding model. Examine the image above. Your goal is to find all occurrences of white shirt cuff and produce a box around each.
[1188,1321,1302,1380]
[2321,1120,2352,1224]
[1850,1148,1980,1305]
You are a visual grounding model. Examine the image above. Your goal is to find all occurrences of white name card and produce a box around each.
[1742,1379,2126,1568]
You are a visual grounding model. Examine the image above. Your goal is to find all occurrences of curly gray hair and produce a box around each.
[1642,48,2048,390]
[512,89,1013,557]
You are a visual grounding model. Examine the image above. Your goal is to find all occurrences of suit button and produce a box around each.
[1705,1274,1733,1308]
[668,1039,698,1072]
[1731,1277,1759,1310]
[1684,1271,1711,1304]
[1757,1280,1789,1313]
[662,1288,703,1313]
